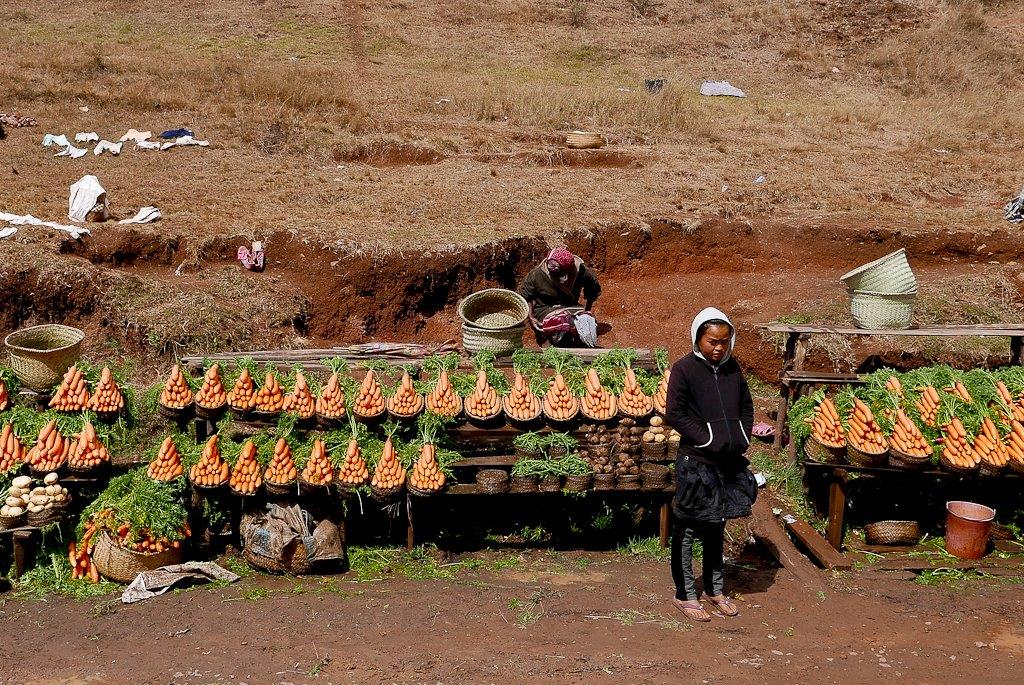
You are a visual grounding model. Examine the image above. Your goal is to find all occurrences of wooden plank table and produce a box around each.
[761,324,1024,463]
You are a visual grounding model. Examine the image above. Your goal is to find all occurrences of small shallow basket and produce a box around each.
[27,460,67,478]
[248,408,282,424]
[458,289,530,330]
[939,451,978,475]
[514,445,543,461]
[617,474,642,490]
[370,484,404,502]
[316,412,347,430]
[298,476,333,497]
[504,397,544,429]
[244,544,310,576]
[93,531,183,583]
[476,469,510,494]
[1010,457,1024,477]
[352,404,387,425]
[195,401,227,421]
[805,436,847,465]
[408,483,444,497]
[229,483,262,498]
[538,474,562,492]
[864,520,921,546]
[618,398,654,422]
[840,248,917,294]
[581,401,618,424]
[190,477,228,495]
[542,399,580,427]
[849,290,916,330]
[67,460,111,477]
[641,442,668,461]
[465,404,506,429]
[4,324,85,390]
[978,460,1008,478]
[887,446,931,470]
[565,131,605,150]
[563,473,592,492]
[593,473,616,490]
[335,477,369,498]
[641,462,671,489]
[264,479,298,497]
[509,474,538,493]
[0,511,26,531]
[27,503,69,527]
[846,443,888,468]
[158,402,194,422]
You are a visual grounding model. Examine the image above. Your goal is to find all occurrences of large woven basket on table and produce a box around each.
[804,436,847,465]
[4,324,85,389]
[888,446,931,470]
[476,469,509,494]
[840,248,917,294]
[244,542,312,575]
[847,443,888,468]
[849,290,916,330]
[864,520,921,546]
[93,531,183,583]
[459,289,529,355]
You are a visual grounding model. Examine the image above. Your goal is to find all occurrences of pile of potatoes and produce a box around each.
[577,424,614,474]
[2,473,68,519]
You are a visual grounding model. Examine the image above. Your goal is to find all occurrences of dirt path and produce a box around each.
[2,551,1021,685]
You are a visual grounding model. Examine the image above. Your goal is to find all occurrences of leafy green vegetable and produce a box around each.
[78,468,189,543]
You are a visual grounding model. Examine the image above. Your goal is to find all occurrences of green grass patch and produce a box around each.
[13,553,120,601]
[617,536,674,562]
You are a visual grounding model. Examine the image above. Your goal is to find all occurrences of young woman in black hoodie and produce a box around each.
[665,307,757,622]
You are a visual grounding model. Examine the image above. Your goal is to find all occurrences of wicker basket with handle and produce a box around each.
[5,324,85,389]
[93,531,183,583]
[864,520,921,546]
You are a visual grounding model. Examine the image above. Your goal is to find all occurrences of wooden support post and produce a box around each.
[1012,336,1023,366]
[773,332,800,451]
[12,530,32,579]
[826,468,849,552]
[406,497,415,551]
[659,502,671,548]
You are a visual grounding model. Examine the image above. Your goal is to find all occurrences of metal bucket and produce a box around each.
[944,501,995,560]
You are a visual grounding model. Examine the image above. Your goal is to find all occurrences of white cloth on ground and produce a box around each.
[42,133,70,148]
[135,140,161,150]
[75,132,99,143]
[160,135,209,150]
[68,174,107,222]
[94,140,123,156]
[119,128,152,143]
[0,212,91,239]
[55,144,87,158]
[700,80,746,98]
[0,227,17,240]
[118,206,161,224]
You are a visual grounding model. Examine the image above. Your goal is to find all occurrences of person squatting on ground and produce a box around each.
[665,307,758,622]
[519,246,602,347]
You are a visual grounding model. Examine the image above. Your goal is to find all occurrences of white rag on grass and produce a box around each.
[0,227,17,240]
[75,132,99,143]
[135,140,161,150]
[55,144,87,158]
[119,128,152,143]
[94,140,123,156]
[118,206,161,224]
[68,174,108,222]
[41,133,70,148]
[700,80,747,97]
[0,212,91,239]
[160,135,209,150]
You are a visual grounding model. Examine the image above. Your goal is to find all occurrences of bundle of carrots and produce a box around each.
[49,365,89,411]
[147,436,184,481]
[253,372,285,413]
[371,437,405,491]
[809,397,845,447]
[87,367,125,414]
[229,440,263,495]
[542,372,578,421]
[301,439,334,485]
[160,364,193,409]
[68,421,111,470]
[888,409,931,458]
[387,371,424,417]
[195,364,227,409]
[265,438,298,485]
[316,373,347,419]
[1005,420,1024,470]
[0,377,9,411]
[228,368,257,411]
[426,370,462,417]
[27,420,69,472]
[409,442,445,493]
[283,371,316,419]
[884,375,903,396]
[0,423,25,472]
[189,436,229,487]
[653,369,669,415]
[69,519,99,582]
[946,380,973,403]
[581,368,616,420]
[846,398,887,454]
[973,417,1010,472]
[503,373,540,421]
[995,381,1024,421]
[353,370,386,418]
[939,418,980,470]
[914,386,941,427]
[618,368,653,417]
[465,369,500,419]
[336,437,369,487]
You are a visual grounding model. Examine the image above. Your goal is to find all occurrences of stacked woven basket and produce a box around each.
[458,289,529,356]
[840,249,917,330]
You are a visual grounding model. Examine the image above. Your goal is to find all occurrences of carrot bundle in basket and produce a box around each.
[302,439,334,485]
[810,397,845,447]
[940,418,980,469]
[888,409,931,457]
[653,369,669,415]
[354,370,386,417]
[995,381,1024,421]
[282,370,316,418]
[228,368,257,411]
[503,373,540,421]
[161,364,193,408]
[337,438,369,486]
[426,370,461,417]
[466,370,500,419]
[581,369,616,420]
[945,381,972,403]
[69,421,111,470]
[27,420,69,471]
[1005,420,1024,468]
[253,372,284,412]
[543,373,578,420]
[148,436,183,481]
[195,364,227,408]
[914,386,940,427]
[189,436,229,487]
[371,437,405,490]
[49,365,90,411]
[316,373,347,419]
[410,442,445,492]
[884,375,903,397]
[847,398,886,454]
[88,367,125,414]
[387,371,424,417]
[229,440,263,494]
[265,438,298,485]
[618,368,653,416]
[974,417,1009,470]
[0,423,25,472]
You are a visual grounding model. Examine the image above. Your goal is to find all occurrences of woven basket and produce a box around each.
[640,462,670,489]
[503,398,543,428]
[158,402,193,421]
[846,443,888,468]
[352,404,387,423]
[509,474,537,493]
[67,460,110,476]
[462,323,525,356]
[476,469,510,494]
[563,473,592,492]
[264,480,297,497]
[565,131,605,150]
[593,473,616,490]
[0,512,25,530]
[458,289,530,330]
[617,474,642,490]
[229,484,261,498]
[580,403,618,424]
[28,461,66,478]
[248,409,281,424]
[887,446,930,470]
[243,543,311,576]
[543,402,580,426]
[387,406,424,423]
[939,452,978,475]
[840,248,917,294]
[370,484,404,502]
[548,445,569,459]
[990,523,1015,541]
[978,460,1007,478]
[195,402,227,421]
[465,406,505,429]
[298,477,332,497]
[316,412,346,430]
[93,531,183,583]
[641,442,668,461]
[805,436,847,464]
[538,475,562,492]
[514,446,543,461]
[849,290,916,330]
[4,324,85,389]
[27,503,68,527]
[1010,458,1024,477]
[864,520,921,546]
[408,483,444,497]
[618,403,653,421]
